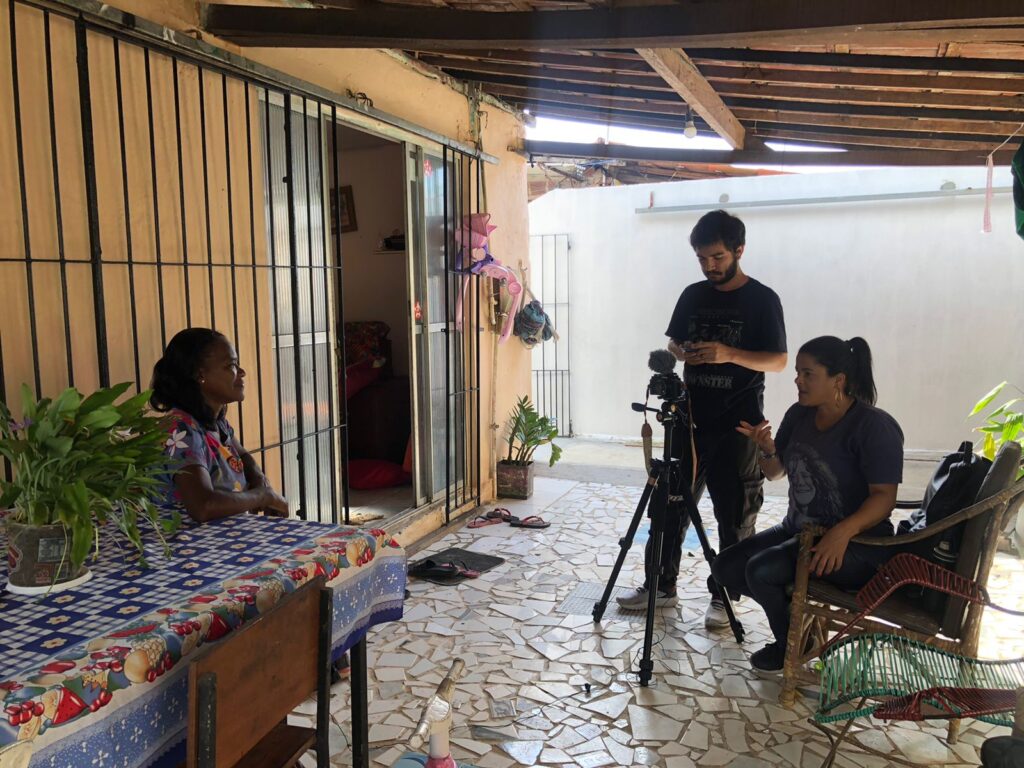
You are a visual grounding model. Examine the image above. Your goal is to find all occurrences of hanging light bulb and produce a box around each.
[683,106,698,139]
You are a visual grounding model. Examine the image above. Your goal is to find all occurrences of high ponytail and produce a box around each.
[845,336,876,405]
[798,335,877,406]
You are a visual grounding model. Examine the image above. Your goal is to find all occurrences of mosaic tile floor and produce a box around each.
[297,477,1024,768]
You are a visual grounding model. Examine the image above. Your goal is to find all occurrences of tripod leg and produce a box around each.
[592,473,658,623]
[676,483,745,644]
[638,467,673,687]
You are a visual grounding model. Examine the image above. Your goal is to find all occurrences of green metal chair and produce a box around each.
[812,553,1024,767]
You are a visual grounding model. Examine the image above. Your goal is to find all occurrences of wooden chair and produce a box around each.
[780,440,1024,745]
[187,577,332,768]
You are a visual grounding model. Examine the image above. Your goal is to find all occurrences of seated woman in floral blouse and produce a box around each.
[151,328,288,522]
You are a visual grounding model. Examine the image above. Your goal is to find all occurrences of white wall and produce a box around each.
[529,167,1024,453]
[338,142,409,375]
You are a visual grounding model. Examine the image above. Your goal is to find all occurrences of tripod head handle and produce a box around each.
[632,403,659,414]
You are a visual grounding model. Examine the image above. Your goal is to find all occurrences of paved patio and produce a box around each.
[300,476,1023,768]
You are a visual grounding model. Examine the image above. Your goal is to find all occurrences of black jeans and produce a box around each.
[643,423,762,595]
[710,523,896,647]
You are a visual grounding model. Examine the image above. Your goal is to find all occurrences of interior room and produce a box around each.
[331,125,415,523]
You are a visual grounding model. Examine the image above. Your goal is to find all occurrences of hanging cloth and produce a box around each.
[984,122,1024,235]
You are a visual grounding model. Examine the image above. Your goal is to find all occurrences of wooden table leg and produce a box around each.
[350,638,369,768]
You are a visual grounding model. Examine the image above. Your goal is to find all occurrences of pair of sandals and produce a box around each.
[467,508,551,529]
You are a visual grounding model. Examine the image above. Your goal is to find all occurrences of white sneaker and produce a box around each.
[704,597,730,629]
[616,586,678,610]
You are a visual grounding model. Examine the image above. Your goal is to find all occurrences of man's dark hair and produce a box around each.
[689,209,745,253]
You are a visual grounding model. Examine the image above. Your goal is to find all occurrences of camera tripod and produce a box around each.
[592,397,745,687]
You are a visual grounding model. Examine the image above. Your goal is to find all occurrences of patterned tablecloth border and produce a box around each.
[0,524,406,765]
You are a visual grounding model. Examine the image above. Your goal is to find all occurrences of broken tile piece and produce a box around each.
[627,705,683,742]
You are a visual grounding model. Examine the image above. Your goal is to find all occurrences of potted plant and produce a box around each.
[496,396,562,499]
[969,381,1024,552]
[0,382,178,595]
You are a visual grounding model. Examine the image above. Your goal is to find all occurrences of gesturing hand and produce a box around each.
[736,420,775,455]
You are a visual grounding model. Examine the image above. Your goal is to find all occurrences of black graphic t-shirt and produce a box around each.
[665,278,786,430]
[774,401,904,534]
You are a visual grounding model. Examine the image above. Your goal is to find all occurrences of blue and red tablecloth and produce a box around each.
[0,514,406,767]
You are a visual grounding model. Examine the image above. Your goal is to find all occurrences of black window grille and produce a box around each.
[0,0,482,524]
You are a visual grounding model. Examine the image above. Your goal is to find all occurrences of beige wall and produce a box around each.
[0,0,531,506]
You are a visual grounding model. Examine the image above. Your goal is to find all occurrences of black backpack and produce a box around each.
[898,441,991,559]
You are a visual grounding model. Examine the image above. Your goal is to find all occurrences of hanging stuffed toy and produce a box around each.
[452,213,522,343]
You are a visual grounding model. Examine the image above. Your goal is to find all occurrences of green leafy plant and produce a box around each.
[0,382,180,570]
[969,381,1024,479]
[503,395,562,467]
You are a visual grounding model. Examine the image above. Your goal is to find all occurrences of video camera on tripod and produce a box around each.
[593,347,744,687]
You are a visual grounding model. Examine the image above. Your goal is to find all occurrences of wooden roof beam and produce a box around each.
[203,2,1024,50]
[418,53,1024,94]
[636,48,753,149]
[520,139,1016,166]
[686,48,1024,75]
[431,58,1024,108]
[468,74,1024,129]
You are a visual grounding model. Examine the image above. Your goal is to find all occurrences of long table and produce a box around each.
[0,514,406,767]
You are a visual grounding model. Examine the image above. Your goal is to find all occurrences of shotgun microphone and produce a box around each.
[648,349,677,374]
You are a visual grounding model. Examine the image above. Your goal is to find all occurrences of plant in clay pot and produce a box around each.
[496,396,561,500]
[0,382,179,594]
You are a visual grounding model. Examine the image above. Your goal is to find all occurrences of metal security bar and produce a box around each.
[0,0,347,524]
[529,234,572,437]
[441,147,483,522]
[1,0,485,526]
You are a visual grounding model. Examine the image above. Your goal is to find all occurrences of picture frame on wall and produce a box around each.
[331,185,357,234]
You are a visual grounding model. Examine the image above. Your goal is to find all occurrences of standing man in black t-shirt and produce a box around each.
[617,209,788,629]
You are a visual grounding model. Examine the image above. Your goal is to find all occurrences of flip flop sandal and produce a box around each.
[508,515,550,529]
[468,515,505,529]
[484,507,514,522]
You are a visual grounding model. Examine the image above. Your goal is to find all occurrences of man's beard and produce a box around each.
[706,259,738,285]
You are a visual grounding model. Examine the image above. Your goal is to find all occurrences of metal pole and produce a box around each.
[75,16,110,388]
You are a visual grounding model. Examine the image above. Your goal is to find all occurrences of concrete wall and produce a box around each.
[529,167,1024,453]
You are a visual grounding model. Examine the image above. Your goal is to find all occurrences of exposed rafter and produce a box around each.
[520,140,1016,167]
[425,56,1024,109]
[636,48,751,149]
[202,2,1024,50]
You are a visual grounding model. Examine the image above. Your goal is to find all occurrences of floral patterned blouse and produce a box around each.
[161,408,248,515]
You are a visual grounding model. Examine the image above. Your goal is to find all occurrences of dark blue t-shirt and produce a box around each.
[666,277,786,430]
[775,400,904,534]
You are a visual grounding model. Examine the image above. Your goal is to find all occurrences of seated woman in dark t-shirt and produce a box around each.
[711,336,904,672]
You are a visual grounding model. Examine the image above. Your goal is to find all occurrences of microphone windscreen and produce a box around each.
[648,349,676,374]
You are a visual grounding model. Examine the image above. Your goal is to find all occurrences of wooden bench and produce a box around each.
[187,577,332,768]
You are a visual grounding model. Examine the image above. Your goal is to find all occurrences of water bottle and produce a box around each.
[922,539,957,615]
